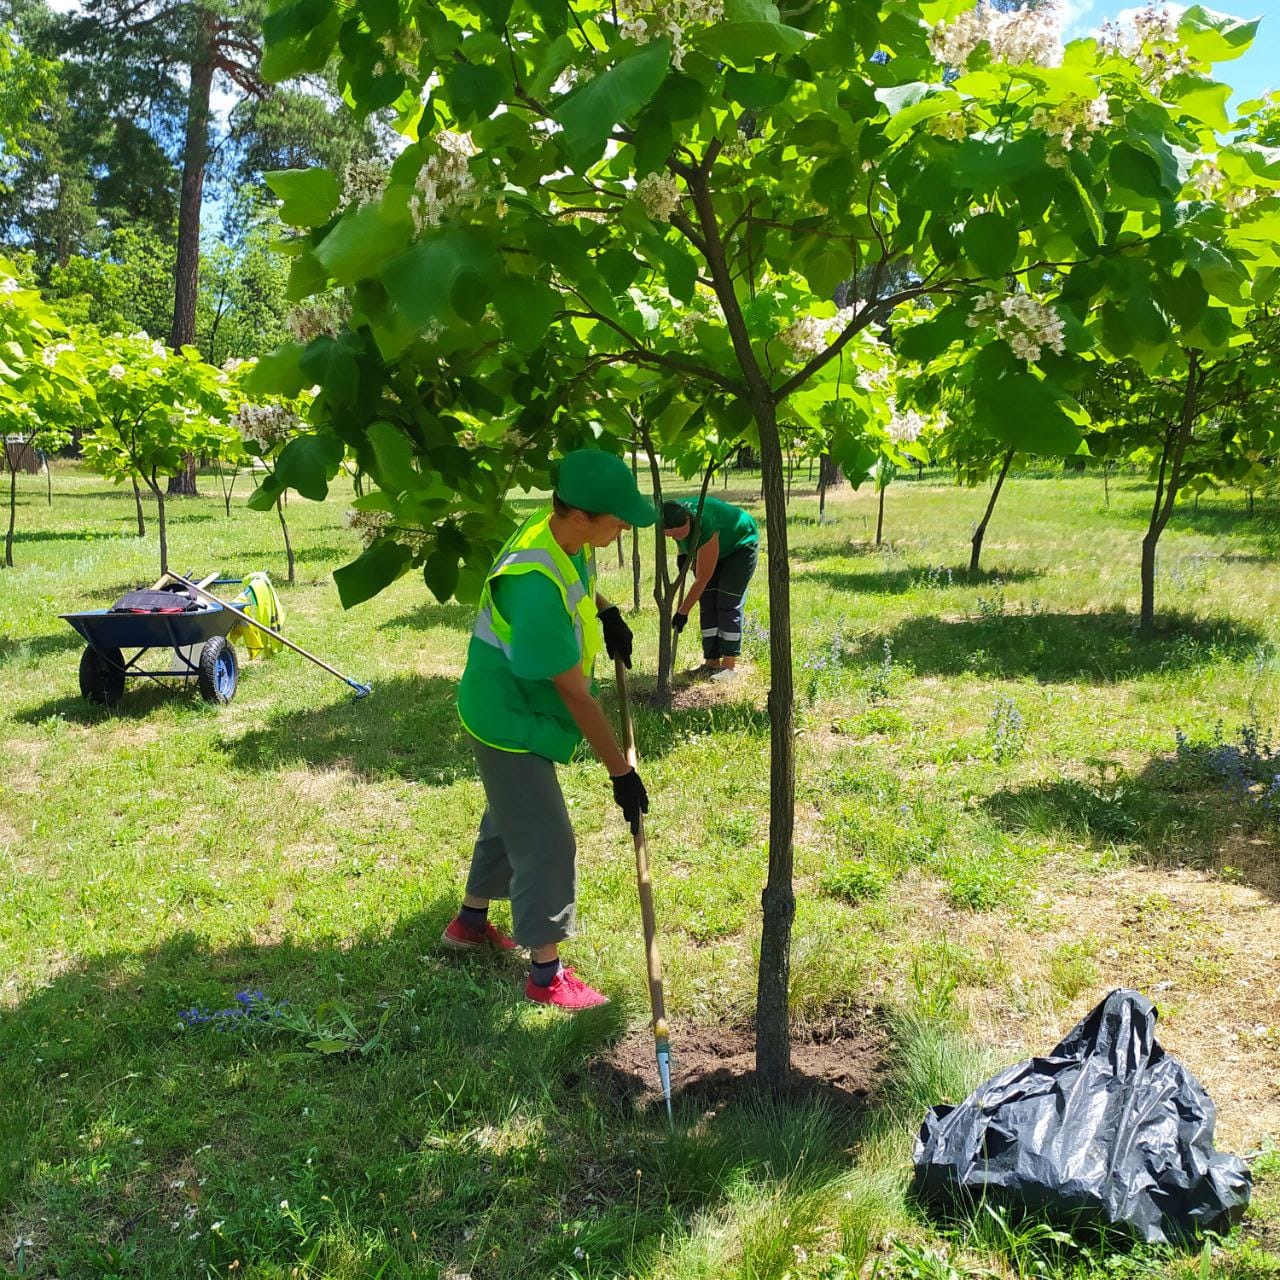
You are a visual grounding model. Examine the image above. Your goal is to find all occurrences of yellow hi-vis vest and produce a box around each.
[457,509,601,763]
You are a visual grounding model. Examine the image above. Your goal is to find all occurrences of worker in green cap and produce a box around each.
[444,449,657,1010]
[662,495,759,681]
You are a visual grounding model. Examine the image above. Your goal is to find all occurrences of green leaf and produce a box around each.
[951,136,1043,186]
[334,538,412,609]
[724,69,790,109]
[1166,75,1232,130]
[380,229,499,331]
[493,275,557,350]
[971,344,1081,455]
[554,40,671,169]
[896,304,971,362]
[799,238,852,297]
[363,0,398,36]
[315,202,412,285]
[811,155,856,209]
[266,167,341,227]
[962,213,1018,277]
[1177,5,1258,62]
[874,81,929,116]
[694,20,807,64]
[285,251,329,302]
[1108,143,1163,199]
[883,92,958,142]
[447,62,506,122]
[273,431,344,501]
[1162,268,1209,327]
[424,548,461,602]
[366,421,418,494]
[245,342,309,397]
[1066,165,1104,246]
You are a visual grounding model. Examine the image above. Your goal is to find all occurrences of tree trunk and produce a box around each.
[147,475,169,577]
[616,533,624,569]
[1103,461,1111,508]
[641,430,675,706]
[46,452,52,506]
[808,456,814,482]
[631,447,642,612]
[166,8,215,500]
[969,448,1015,578]
[875,484,886,546]
[752,397,796,1092]
[277,496,295,585]
[786,451,793,504]
[1140,354,1200,632]
[4,454,15,569]
[132,475,146,536]
[1248,489,1255,518]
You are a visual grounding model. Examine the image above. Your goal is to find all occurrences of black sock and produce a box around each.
[458,904,489,931]
[530,957,562,988]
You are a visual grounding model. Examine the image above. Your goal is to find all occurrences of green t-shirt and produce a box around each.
[676,496,758,560]
[456,545,594,763]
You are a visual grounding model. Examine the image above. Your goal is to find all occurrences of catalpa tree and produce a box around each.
[254,0,1268,1085]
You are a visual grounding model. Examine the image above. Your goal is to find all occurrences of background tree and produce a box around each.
[255,0,1276,1088]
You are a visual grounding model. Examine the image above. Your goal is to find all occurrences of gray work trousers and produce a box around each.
[465,737,577,948]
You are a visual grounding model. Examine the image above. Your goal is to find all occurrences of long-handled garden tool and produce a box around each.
[614,656,673,1127]
[164,571,372,699]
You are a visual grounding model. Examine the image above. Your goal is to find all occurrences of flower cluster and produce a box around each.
[40,341,75,368]
[131,333,168,360]
[1098,5,1193,86]
[107,363,126,381]
[966,290,1066,363]
[178,990,286,1032]
[288,303,341,344]
[343,507,393,548]
[1031,94,1112,167]
[779,307,854,362]
[0,276,21,295]
[1192,161,1225,198]
[341,157,387,208]
[233,402,301,452]
[1225,187,1260,214]
[930,2,1063,70]
[675,292,725,339]
[620,0,725,70]
[636,171,681,222]
[928,112,969,141]
[887,402,928,445]
[413,131,479,233]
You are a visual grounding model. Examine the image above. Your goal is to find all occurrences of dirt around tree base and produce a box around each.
[582,1016,889,1115]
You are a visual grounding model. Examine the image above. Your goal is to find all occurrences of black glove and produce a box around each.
[611,768,649,835]
[598,605,633,669]
[672,611,688,636]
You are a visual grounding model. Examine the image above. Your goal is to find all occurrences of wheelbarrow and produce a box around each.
[60,573,240,707]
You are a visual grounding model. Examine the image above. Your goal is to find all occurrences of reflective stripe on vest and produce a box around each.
[470,510,599,677]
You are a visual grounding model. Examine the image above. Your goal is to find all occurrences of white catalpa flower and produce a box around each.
[966,289,1066,363]
[1098,5,1193,86]
[887,403,927,445]
[779,307,854,363]
[413,131,481,233]
[636,172,681,222]
[619,0,725,69]
[0,277,22,295]
[1192,162,1225,198]
[930,2,1063,70]
[288,304,341,343]
[1225,187,1260,213]
[1032,94,1112,165]
[107,363,127,381]
[233,403,301,451]
[341,157,388,208]
[41,342,75,368]
[928,112,969,141]
[343,507,393,547]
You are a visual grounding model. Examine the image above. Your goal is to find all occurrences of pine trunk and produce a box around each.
[277,497,295,585]
[969,449,1014,578]
[166,7,215,500]
[753,397,796,1093]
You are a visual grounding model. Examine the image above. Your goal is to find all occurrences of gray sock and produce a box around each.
[530,957,562,988]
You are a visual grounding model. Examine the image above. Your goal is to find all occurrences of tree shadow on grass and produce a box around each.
[380,600,473,632]
[6,528,133,543]
[984,750,1280,900]
[856,609,1265,683]
[794,565,1044,595]
[0,630,83,670]
[0,899,886,1280]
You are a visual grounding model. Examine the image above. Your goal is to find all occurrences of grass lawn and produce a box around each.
[2,461,1279,1280]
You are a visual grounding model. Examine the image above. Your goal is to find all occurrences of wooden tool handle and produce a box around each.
[614,658,667,1029]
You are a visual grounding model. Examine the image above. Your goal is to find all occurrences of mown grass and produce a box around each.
[2,462,1279,1278]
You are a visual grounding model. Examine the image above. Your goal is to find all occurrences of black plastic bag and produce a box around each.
[912,989,1251,1245]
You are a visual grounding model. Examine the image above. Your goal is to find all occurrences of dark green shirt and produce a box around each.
[676,496,758,560]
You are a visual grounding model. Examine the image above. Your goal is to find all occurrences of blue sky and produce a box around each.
[1063,0,1280,104]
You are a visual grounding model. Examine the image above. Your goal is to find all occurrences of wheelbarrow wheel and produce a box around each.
[198,636,238,705]
[79,644,125,706]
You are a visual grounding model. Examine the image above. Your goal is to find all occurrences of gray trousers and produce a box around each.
[465,737,577,948]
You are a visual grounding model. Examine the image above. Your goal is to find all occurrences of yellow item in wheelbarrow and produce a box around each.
[227,572,285,659]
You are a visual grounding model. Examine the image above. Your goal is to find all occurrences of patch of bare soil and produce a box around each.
[581,1015,888,1115]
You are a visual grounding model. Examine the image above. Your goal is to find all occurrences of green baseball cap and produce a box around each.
[554,449,657,527]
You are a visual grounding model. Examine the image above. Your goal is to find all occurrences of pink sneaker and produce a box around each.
[441,917,517,952]
[525,967,609,1010]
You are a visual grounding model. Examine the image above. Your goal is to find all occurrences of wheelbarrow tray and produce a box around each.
[61,603,236,654]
